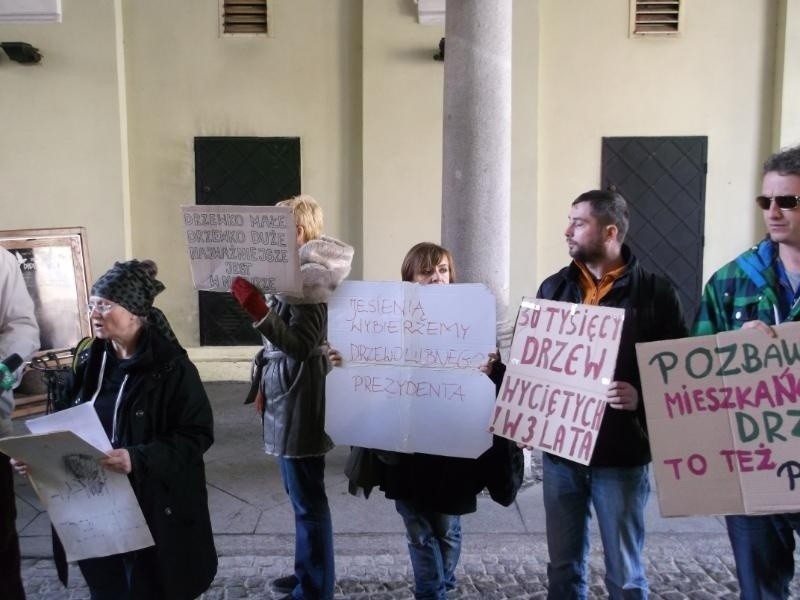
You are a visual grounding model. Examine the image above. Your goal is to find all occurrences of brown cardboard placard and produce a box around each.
[637,322,800,516]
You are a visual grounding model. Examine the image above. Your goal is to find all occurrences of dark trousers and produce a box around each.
[78,549,161,600]
[0,450,26,600]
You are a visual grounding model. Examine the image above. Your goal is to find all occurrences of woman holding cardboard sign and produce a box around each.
[332,242,521,600]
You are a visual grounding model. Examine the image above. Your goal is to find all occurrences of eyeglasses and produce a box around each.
[755,195,800,211]
[87,301,118,316]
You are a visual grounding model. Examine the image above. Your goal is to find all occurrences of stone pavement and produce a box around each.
[12,381,800,599]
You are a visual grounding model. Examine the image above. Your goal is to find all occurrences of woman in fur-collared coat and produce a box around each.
[231,195,353,600]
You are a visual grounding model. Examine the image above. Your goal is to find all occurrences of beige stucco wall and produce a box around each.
[537,0,777,289]
[775,0,800,147]
[510,1,539,306]
[0,0,127,278]
[361,1,445,280]
[121,0,362,345]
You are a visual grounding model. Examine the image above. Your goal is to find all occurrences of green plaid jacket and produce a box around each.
[692,237,800,335]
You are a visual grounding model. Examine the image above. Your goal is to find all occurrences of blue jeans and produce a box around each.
[394,499,462,600]
[543,454,650,600]
[726,513,800,599]
[278,455,335,600]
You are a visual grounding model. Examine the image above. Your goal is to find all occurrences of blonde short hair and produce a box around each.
[276,195,324,242]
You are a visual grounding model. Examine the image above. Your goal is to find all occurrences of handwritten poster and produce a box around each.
[326,367,495,457]
[637,322,800,517]
[325,281,496,458]
[0,425,154,561]
[490,298,625,465]
[328,281,496,368]
[182,204,301,295]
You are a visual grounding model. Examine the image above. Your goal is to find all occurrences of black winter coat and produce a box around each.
[536,246,688,467]
[250,234,353,458]
[56,329,217,599]
[376,361,524,515]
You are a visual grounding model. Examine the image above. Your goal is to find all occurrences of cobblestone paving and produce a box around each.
[21,532,800,599]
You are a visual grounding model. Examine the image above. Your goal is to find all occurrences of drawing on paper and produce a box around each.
[63,453,106,497]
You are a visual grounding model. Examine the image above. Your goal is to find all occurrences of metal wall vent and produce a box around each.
[630,0,682,36]
[220,0,268,35]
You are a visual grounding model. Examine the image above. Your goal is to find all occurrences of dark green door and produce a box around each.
[194,136,301,345]
[602,136,707,324]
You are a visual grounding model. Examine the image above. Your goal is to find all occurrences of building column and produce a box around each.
[441,0,514,350]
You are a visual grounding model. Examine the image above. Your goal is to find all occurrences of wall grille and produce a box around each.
[630,0,681,36]
[221,0,267,35]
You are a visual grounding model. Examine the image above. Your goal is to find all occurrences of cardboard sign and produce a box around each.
[325,281,496,458]
[637,321,800,517]
[182,205,301,295]
[490,298,625,465]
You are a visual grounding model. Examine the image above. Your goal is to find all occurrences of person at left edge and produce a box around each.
[13,259,217,600]
[231,195,354,600]
[0,248,40,600]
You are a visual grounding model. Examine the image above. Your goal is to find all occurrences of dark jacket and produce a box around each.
[375,360,524,515]
[57,329,217,599]
[537,245,688,467]
[253,235,353,457]
[256,298,333,457]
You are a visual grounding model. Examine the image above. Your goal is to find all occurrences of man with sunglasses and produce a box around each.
[693,144,800,599]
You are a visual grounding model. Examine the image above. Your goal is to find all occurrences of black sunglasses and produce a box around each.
[755,195,800,210]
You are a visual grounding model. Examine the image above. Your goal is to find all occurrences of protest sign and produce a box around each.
[182,204,300,294]
[326,367,496,457]
[325,281,496,458]
[0,404,154,561]
[490,298,624,465]
[328,280,496,368]
[637,322,800,517]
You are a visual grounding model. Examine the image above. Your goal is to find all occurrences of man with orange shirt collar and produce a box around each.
[535,190,687,599]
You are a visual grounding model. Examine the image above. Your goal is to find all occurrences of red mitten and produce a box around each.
[231,276,269,322]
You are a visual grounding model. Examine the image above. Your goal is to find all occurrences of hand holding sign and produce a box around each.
[101,448,133,475]
[740,319,777,338]
[607,381,638,411]
[231,276,269,322]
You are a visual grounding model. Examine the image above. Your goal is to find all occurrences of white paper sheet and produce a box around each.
[0,405,155,561]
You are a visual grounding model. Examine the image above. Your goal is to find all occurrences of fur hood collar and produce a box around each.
[276,235,354,305]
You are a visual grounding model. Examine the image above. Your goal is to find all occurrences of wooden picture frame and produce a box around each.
[0,227,92,353]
